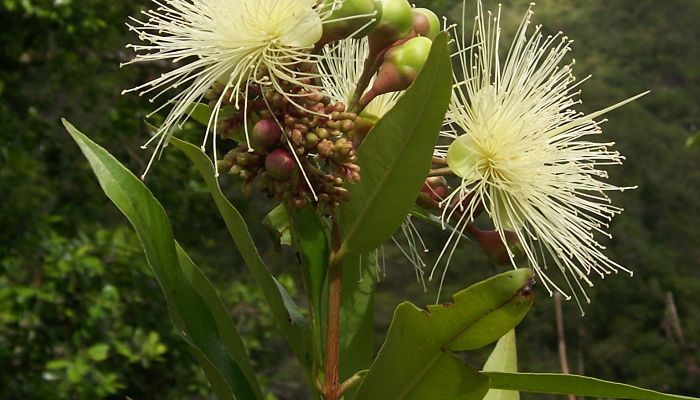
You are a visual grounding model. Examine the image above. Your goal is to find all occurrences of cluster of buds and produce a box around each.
[204,0,442,214]
[355,0,441,109]
[215,80,361,214]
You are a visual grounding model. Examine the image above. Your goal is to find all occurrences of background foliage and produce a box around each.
[1,0,698,398]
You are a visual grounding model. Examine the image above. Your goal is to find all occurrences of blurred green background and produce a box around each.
[1,0,698,398]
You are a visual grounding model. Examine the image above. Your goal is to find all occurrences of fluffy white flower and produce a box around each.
[123,0,360,176]
[319,37,402,115]
[435,0,647,309]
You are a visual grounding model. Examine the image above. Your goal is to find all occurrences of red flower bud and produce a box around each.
[250,119,282,150]
[265,149,296,179]
[470,227,522,266]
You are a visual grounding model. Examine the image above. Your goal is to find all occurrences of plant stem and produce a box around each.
[322,216,344,400]
[339,372,364,396]
[428,167,454,177]
[554,292,576,400]
[432,156,448,165]
[348,51,384,114]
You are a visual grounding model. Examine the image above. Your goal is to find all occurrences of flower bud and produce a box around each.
[416,176,447,209]
[426,175,447,196]
[304,133,320,149]
[350,116,375,147]
[471,228,524,266]
[265,149,296,180]
[360,36,432,106]
[250,119,282,150]
[411,8,440,39]
[216,159,233,172]
[368,0,413,52]
[320,0,382,45]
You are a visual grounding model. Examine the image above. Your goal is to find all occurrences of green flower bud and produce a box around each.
[320,0,382,44]
[411,8,440,39]
[384,36,432,81]
[368,0,413,50]
[250,119,282,150]
[265,149,296,180]
[315,127,330,139]
[360,36,432,105]
[216,159,233,172]
[350,116,375,146]
[305,133,320,149]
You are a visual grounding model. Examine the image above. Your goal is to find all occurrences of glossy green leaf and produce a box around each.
[339,252,378,400]
[338,32,453,257]
[485,372,699,400]
[355,269,534,399]
[170,137,314,377]
[63,119,261,400]
[483,330,519,400]
[175,242,260,390]
[287,204,329,369]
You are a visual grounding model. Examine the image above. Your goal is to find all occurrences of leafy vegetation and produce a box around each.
[1,0,699,398]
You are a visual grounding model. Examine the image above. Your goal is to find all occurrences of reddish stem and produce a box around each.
[322,218,343,400]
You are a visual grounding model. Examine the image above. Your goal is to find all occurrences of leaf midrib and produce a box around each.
[340,45,445,256]
[394,290,524,399]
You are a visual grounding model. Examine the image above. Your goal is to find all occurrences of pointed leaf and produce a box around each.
[288,205,330,369]
[170,137,314,377]
[176,242,261,390]
[338,32,453,257]
[339,252,378,400]
[63,119,262,400]
[355,269,534,399]
[485,372,699,400]
[483,330,519,400]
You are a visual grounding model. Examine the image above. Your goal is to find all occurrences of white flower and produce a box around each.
[123,0,360,177]
[319,37,402,115]
[434,0,647,310]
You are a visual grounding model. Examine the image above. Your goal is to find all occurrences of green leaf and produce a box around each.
[263,204,293,247]
[485,372,699,400]
[355,269,534,399]
[339,252,378,400]
[63,119,262,400]
[287,204,329,370]
[45,359,71,370]
[175,242,261,390]
[87,344,110,361]
[170,137,314,378]
[482,330,519,400]
[338,31,453,257]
